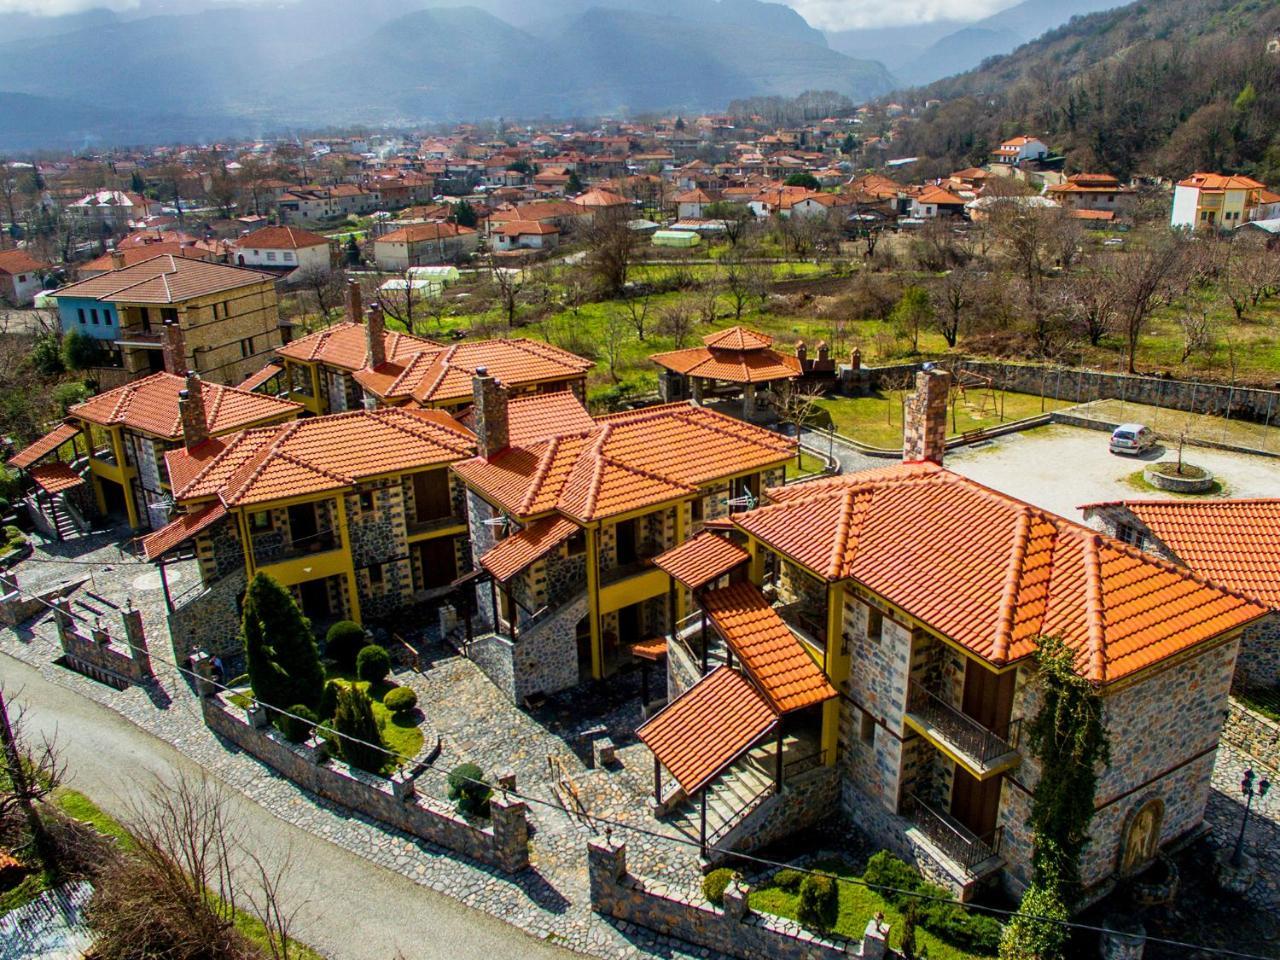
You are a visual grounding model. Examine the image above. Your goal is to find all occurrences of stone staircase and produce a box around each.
[671,741,785,845]
[26,492,82,541]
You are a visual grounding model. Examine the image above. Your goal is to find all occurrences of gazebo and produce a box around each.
[649,326,801,420]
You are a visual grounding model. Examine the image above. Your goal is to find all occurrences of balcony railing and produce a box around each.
[407,510,465,535]
[907,680,1019,768]
[253,528,340,566]
[599,539,665,586]
[904,793,1002,873]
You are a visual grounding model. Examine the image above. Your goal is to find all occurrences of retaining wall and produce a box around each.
[1223,698,1280,774]
[201,693,529,872]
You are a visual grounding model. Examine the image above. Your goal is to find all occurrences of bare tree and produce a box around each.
[1068,263,1122,346]
[581,211,638,297]
[722,254,770,323]
[1178,300,1216,365]
[769,381,826,465]
[292,265,345,322]
[377,269,421,334]
[0,686,65,869]
[486,257,522,331]
[621,290,652,341]
[601,308,632,383]
[0,158,21,226]
[657,303,695,347]
[1113,232,1186,373]
[934,267,978,348]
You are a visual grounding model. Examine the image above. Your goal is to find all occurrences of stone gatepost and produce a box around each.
[246,701,270,729]
[722,877,750,923]
[691,377,704,404]
[861,915,890,959]
[742,382,757,420]
[587,834,627,912]
[189,651,216,697]
[122,604,152,679]
[90,623,111,649]
[391,770,416,802]
[903,368,951,464]
[490,790,530,873]
[53,596,75,643]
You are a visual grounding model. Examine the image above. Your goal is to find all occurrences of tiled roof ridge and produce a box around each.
[385,347,439,395]
[202,382,227,433]
[992,507,1033,663]
[518,436,567,515]
[504,337,593,368]
[664,404,794,454]
[218,436,280,504]
[1082,533,1108,683]
[826,488,859,580]
[1082,496,1280,509]
[375,407,474,456]
[172,429,256,497]
[412,344,460,401]
[222,418,306,496]
[578,426,614,520]
[1092,521,1269,604]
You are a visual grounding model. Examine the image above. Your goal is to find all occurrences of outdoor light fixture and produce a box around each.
[1232,767,1271,867]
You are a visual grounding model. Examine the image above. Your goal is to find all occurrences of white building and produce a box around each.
[991,136,1049,165]
[230,225,332,272]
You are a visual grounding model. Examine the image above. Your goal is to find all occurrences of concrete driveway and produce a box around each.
[2,655,579,960]
[946,423,1280,522]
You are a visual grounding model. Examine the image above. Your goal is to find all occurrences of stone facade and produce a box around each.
[711,766,840,859]
[468,592,588,703]
[1223,697,1280,772]
[201,692,530,873]
[587,837,891,960]
[54,598,153,687]
[902,369,949,464]
[168,566,247,664]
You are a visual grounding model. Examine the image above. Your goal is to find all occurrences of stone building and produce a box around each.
[450,376,796,704]
[53,255,285,388]
[640,368,1268,903]
[1081,498,1280,690]
[277,283,592,416]
[141,407,475,661]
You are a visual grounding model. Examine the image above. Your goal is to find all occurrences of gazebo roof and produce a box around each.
[703,326,773,351]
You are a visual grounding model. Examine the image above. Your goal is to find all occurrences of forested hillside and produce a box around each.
[892,0,1280,180]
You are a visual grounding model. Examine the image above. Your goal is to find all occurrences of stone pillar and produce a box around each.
[162,319,188,375]
[742,382,757,420]
[122,604,152,679]
[345,278,362,324]
[861,915,890,960]
[471,368,509,459]
[722,877,750,923]
[817,340,830,364]
[587,835,627,912]
[796,340,807,371]
[391,770,416,802]
[691,377,704,404]
[53,597,75,644]
[850,347,861,371]
[246,701,270,729]
[902,368,951,464]
[1099,918,1146,960]
[179,373,209,448]
[189,650,217,697]
[365,302,386,368]
[489,791,529,873]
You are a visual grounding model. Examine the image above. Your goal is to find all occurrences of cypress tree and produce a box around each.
[241,572,325,717]
[332,685,385,773]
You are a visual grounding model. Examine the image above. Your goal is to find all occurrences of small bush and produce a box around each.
[999,879,1068,960]
[4,525,26,548]
[863,852,1004,952]
[447,763,491,817]
[356,643,391,684]
[772,868,805,892]
[863,851,920,905]
[332,684,385,773]
[702,867,736,905]
[325,620,366,669]
[797,872,839,931]
[383,686,418,715]
[278,704,317,743]
[318,679,340,720]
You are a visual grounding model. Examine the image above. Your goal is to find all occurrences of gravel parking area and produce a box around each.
[946,423,1280,522]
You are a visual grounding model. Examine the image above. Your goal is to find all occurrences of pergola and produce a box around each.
[649,326,801,420]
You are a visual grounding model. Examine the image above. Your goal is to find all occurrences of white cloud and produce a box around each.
[779,0,1013,31]
[0,0,140,12]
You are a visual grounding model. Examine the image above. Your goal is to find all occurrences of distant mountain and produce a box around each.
[0,0,890,149]
[0,92,248,152]
[825,19,966,71]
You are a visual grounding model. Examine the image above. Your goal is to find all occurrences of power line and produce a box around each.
[5,580,1276,960]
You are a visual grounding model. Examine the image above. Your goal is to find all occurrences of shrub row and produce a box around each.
[863,851,1003,953]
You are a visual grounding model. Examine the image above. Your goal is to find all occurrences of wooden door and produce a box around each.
[413,470,452,523]
[615,519,637,565]
[417,536,457,589]
[950,766,1002,840]
[961,660,1016,739]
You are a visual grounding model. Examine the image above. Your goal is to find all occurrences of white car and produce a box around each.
[1109,423,1155,455]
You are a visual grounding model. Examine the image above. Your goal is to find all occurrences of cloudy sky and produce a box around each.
[0,0,1009,30]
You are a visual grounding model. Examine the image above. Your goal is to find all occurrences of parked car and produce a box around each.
[1110,423,1156,455]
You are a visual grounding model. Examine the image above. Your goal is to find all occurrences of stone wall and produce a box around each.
[1223,697,1280,773]
[54,599,152,687]
[169,568,247,663]
[201,693,529,872]
[712,767,840,859]
[587,837,891,960]
[1236,616,1280,691]
[468,592,587,703]
[667,633,703,702]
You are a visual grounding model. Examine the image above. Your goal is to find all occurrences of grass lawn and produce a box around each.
[748,858,994,960]
[786,450,830,480]
[814,390,1074,449]
[326,671,424,772]
[1235,687,1280,723]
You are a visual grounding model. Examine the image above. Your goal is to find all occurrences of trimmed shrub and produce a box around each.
[278,704,317,743]
[447,763,492,817]
[356,643,391,684]
[999,879,1068,960]
[702,868,736,905]
[325,620,367,669]
[4,525,26,548]
[383,686,418,716]
[863,851,920,905]
[863,851,1004,953]
[332,684,385,773]
[318,680,340,721]
[797,872,839,931]
[772,868,805,892]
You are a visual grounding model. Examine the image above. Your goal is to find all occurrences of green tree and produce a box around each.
[505,160,532,175]
[61,329,103,371]
[1234,82,1257,114]
[891,286,932,354]
[51,381,90,414]
[452,200,478,228]
[783,172,820,191]
[31,333,64,376]
[241,572,325,721]
[332,684,385,773]
[999,859,1070,960]
[566,170,584,194]
[840,133,856,154]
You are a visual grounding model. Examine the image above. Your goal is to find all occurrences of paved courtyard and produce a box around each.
[946,423,1280,522]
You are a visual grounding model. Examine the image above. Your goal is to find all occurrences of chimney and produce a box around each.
[795,340,807,363]
[471,367,509,459]
[850,347,862,371]
[161,319,187,375]
[111,249,125,270]
[817,340,830,363]
[345,278,362,324]
[178,373,209,448]
[365,301,386,368]
[903,367,951,465]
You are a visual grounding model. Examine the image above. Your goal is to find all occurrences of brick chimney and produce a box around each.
[903,367,950,465]
[471,367,509,459]
[345,278,362,324]
[111,249,126,270]
[365,302,386,368]
[178,373,209,448]
[161,318,187,375]
[850,347,862,370]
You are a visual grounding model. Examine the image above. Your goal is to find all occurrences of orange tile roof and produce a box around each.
[276,321,441,372]
[457,390,594,446]
[232,226,329,250]
[479,516,579,582]
[572,188,628,208]
[53,255,273,304]
[636,666,778,794]
[913,185,966,206]
[1178,172,1267,192]
[654,532,749,590]
[375,222,476,244]
[141,502,227,561]
[738,463,1267,683]
[701,582,837,712]
[1069,210,1116,221]
[71,372,301,441]
[1080,498,1280,609]
[164,437,228,494]
[703,326,772,351]
[454,402,795,523]
[0,249,52,275]
[30,462,85,495]
[649,344,801,384]
[173,408,475,507]
[9,422,80,469]
[80,243,212,273]
[379,339,594,404]
[238,362,284,392]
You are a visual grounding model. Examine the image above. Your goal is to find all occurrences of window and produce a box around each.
[240,337,254,359]
[1116,523,1144,548]
[250,511,273,531]
[859,710,876,746]
[266,251,277,261]
[368,562,384,587]
[90,309,99,325]
[77,308,86,325]
[866,606,883,641]
[17,274,25,282]
[283,251,294,262]
[690,496,704,522]
[161,308,178,324]
[359,491,374,512]
[566,531,586,556]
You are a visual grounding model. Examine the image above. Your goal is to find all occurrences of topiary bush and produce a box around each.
[278,704,318,743]
[702,867,736,905]
[772,868,805,892]
[318,679,339,720]
[797,872,839,931]
[332,684,386,773]
[325,620,367,670]
[862,851,1004,953]
[447,763,492,817]
[383,686,418,716]
[863,850,921,904]
[356,643,391,684]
